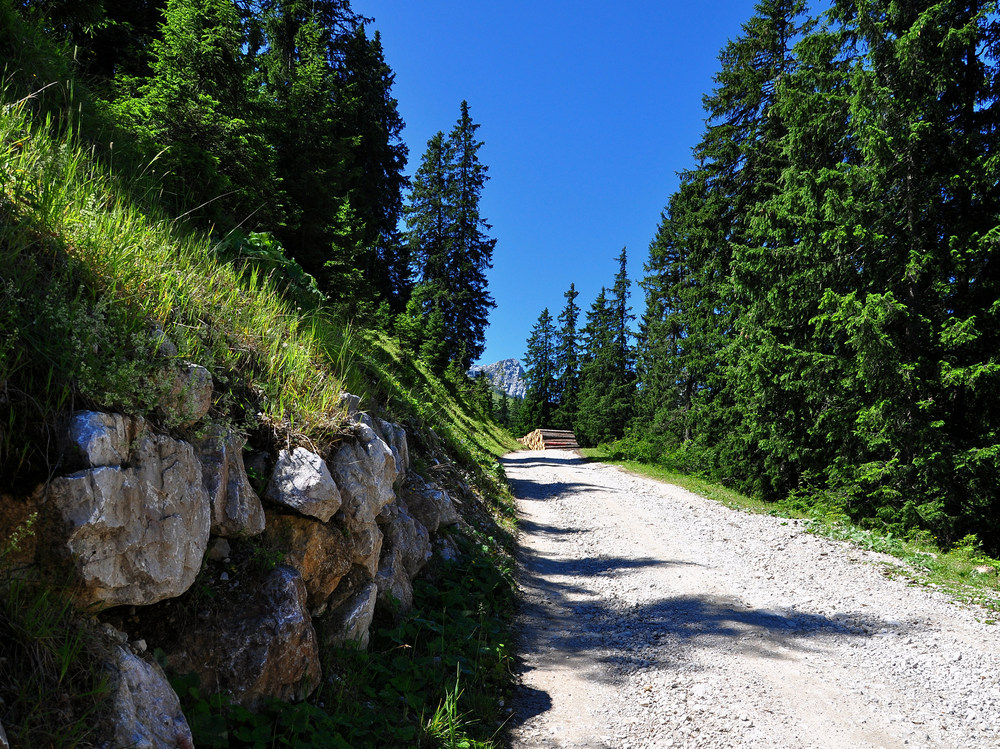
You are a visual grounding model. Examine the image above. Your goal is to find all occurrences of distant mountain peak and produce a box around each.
[468,358,526,399]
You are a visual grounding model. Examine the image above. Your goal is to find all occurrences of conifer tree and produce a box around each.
[522,308,557,431]
[330,25,409,311]
[405,131,451,286]
[496,392,511,430]
[471,372,494,418]
[554,283,581,430]
[257,3,357,284]
[808,0,1000,535]
[637,180,699,448]
[444,100,496,368]
[419,301,449,375]
[577,249,636,446]
[635,0,811,485]
[404,101,496,370]
[110,0,274,226]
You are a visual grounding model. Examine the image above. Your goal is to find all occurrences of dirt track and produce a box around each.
[503,450,1000,749]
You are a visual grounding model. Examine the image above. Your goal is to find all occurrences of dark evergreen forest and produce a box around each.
[522,0,1000,554]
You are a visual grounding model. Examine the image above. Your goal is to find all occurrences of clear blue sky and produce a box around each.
[351,1,761,366]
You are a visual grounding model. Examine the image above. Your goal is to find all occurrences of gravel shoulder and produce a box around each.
[502,450,1000,749]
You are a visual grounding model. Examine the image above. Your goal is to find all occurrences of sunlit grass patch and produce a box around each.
[0,88,351,480]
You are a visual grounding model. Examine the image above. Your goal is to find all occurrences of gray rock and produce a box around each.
[60,411,143,470]
[0,718,8,749]
[338,392,362,418]
[150,324,178,359]
[194,428,265,537]
[376,548,413,613]
[434,533,461,564]
[325,582,378,650]
[375,504,430,615]
[159,363,213,427]
[402,476,461,534]
[385,504,431,580]
[109,646,193,749]
[375,418,409,479]
[44,430,211,607]
[341,514,384,579]
[264,511,353,615]
[265,448,342,522]
[329,424,397,524]
[165,566,321,709]
[206,537,231,563]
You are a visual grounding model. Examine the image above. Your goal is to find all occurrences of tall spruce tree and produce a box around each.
[260,7,352,278]
[554,283,581,429]
[328,25,409,312]
[637,178,701,450]
[809,0,1000,538]
[632,0,1000,550]
[522,308,557,431]
[403,131,452,370]
[404,101,496,371]
[577,249,636,446]
[444,100,497,368]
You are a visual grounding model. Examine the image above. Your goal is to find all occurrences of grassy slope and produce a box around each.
[0,40,520,748]
[582,447,1000,618]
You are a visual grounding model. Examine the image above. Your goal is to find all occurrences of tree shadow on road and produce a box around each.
[508,479,603,501]
[501,452,588,469]
[509,548,904,735]
[518,518,586,537]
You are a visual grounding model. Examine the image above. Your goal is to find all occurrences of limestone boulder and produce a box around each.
[165,566,320,709]
[375,505,431,615]
[265,448,341,522]
[158,363,213,427]
[401,476,461,534]
[340,514,383,579]
[109,646,193,749]
[324,581,378,650]
[193,428,265,537]
[329,424,397,524]
[375,548,413,613]
[385,504,431,580]
[434,532,461,564]
[338,392,362,418]
[44,428,211,607]
[59,411,144,470]
[374,418,409,480]
[264,511,353,615]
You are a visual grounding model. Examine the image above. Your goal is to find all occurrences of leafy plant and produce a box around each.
[0,520,114,747]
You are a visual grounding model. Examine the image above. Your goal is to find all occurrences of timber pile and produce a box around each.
[518,429,580,450]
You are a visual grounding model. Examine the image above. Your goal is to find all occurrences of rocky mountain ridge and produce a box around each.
[468,358,527,399]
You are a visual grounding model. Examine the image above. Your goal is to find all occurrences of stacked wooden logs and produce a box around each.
[518,429,580,450]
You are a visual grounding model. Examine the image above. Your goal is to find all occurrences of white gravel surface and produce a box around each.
[502,450,1000,749]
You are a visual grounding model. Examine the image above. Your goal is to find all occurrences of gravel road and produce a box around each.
[502,450,1000,749]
